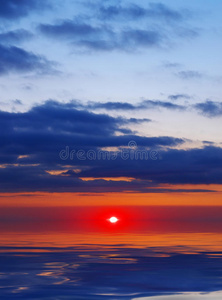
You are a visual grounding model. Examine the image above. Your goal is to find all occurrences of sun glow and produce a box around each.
[108,216,118,223]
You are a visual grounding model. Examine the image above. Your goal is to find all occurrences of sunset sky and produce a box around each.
[0,0,222,207]
[1,2,222,299]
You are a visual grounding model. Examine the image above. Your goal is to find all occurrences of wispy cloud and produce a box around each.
[177,70,203,80]
[168,94,191,101]
[0,44,55,75]
[194,100,222,117]
[77,100,186,111]
[38,3,197,52]
[39,20,164,51]
[0,0,49,20]
[0,29,33,45]
[96,2,189,22]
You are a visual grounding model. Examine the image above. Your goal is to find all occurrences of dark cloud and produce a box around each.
[0,29,33,44]
[1,165,213,194]
[0,44,54,75]
[68,146,222,186]
[0,100,221,193]
[0,98,222,193]
[150,146,222,185]
[0,0,49,19]
[194,100,222,117]
[0,100,181,151]
[0,100,190,193]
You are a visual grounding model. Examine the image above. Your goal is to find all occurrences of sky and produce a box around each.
[0,0,222,206]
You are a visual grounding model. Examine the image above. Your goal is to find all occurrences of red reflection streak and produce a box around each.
[1,206,222,251]
[1,206,222,235]
[65,206,137,233]
[65,206,222,234]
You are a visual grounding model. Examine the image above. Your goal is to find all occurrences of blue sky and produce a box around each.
[0,0,222,143]
[1,0,222,104]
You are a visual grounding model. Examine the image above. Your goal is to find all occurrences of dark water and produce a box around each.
[0,246,222,299]
[0,206,222,299]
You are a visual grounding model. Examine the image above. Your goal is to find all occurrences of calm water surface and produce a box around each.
[0,206,222,299]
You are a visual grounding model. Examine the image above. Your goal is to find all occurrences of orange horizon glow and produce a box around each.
[1,232,222,252]
[0,184,221,207]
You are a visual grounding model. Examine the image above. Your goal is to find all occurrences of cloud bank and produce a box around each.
[0,100,221,193]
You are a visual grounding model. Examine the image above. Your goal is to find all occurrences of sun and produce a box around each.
[108,216,118,223]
